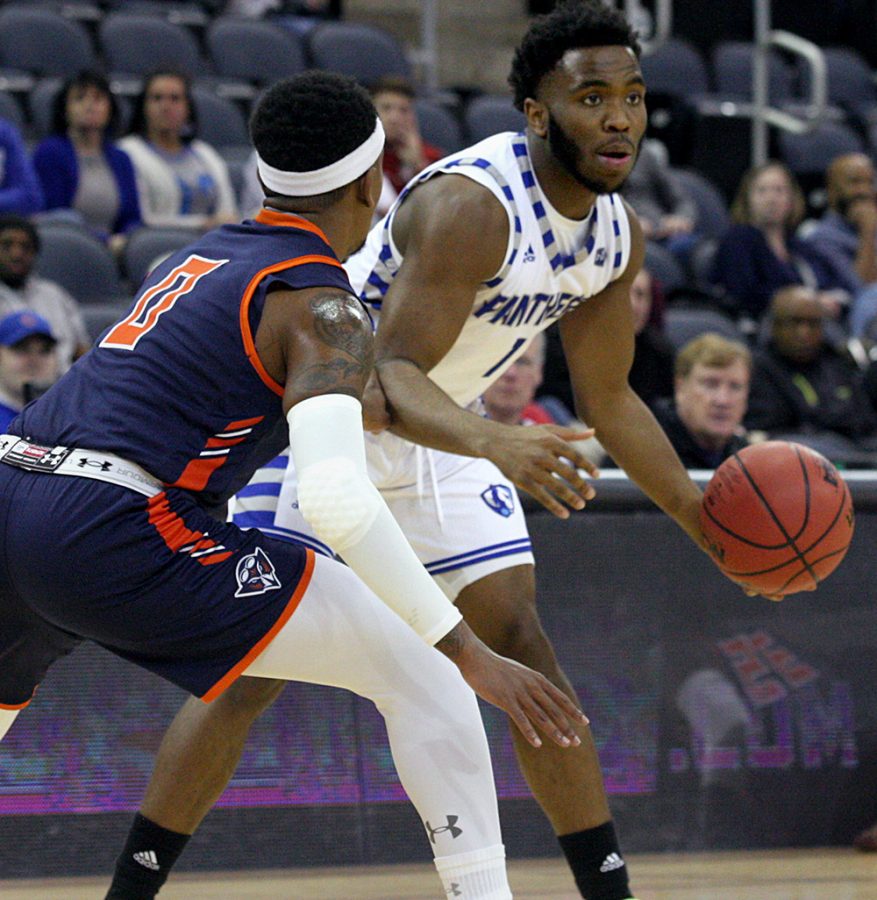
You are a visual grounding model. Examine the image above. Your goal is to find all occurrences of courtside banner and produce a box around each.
[2,477,875,875]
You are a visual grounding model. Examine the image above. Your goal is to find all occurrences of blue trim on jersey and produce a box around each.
[425,539,533,575]
[510,133,622,277]
[362,150,526,307]
[232,511,334,558]
[234,481,282,498]
[258,527,333,558]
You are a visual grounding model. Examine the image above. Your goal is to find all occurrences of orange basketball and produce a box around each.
[700,441,854,596]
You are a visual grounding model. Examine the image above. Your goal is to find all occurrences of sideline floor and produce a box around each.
[1,848,876,898]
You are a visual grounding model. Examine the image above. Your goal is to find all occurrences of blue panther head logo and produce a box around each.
[480,484,514,517]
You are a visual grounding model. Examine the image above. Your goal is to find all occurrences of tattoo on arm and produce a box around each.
[310,294,372,364]
[290,293,374,396]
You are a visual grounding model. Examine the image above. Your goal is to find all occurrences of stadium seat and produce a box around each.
[307,21,411,87]
[415,99,464,154]
[664,306,742,350]
[99,13,206,80]
[670,167,731,240]
[191,86,249,149]
[640,38,711,100]
[463,95,526,144]
[80,302,130,343]
[206,18,306,86]
[800,46,877,124]
[0,7,97,79]
[778,120,865,185]
[123,226,195,289]
[711,40,797,101]
[0,90,24,129]
[644,240,689,295]
[35,223,126,305]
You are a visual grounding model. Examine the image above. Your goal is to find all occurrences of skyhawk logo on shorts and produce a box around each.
[481,484,514,517]
[234,547,281,598]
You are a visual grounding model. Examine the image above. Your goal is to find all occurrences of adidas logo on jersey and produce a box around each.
[599,852,625,873]
[522,244,536,263]
[133,850,160,871]
[595,247,608,266]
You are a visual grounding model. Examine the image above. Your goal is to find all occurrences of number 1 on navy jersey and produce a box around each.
[101,255,228,351]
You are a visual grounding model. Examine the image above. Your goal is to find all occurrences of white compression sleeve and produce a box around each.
[288,393,462,645]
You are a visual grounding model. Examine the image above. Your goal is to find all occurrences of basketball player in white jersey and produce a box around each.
[105,4,738,898]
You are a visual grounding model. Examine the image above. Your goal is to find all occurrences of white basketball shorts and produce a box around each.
[231,430,535,601]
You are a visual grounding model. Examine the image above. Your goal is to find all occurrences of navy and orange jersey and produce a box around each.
[13,210,356,509]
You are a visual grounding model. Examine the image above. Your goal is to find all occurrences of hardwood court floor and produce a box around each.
[2,848,875,899]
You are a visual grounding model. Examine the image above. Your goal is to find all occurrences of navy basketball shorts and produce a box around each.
[0,464,313,708]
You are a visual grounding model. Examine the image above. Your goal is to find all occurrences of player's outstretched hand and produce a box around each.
[488,423,599,519]
[436,621,588,748]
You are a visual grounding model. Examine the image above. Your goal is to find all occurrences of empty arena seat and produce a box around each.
[463,95,526,144]
[207,18,306,86]
[99,13,206,80]
[307,21,411,87]
[0,7,97,79]
[35,223,126,305]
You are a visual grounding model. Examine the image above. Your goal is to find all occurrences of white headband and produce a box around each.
[256,118,385,197]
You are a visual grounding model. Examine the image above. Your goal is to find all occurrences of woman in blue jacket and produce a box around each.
[32,70,141,252]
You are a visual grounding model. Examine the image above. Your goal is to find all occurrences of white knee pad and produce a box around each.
[297,456,382,552]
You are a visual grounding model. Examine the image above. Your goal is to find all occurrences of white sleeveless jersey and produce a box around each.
[345,131,632,407]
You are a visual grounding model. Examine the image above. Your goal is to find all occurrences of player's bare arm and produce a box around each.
[560,204,705,547]
[256,284,373,409]
[261,280,587,748]
[375,175,598,517]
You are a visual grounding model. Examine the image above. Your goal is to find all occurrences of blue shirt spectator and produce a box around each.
[32,71,141,248]
[710,162,855,323]
[0,117,42,216]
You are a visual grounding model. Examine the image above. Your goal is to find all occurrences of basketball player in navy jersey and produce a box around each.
[0,72,591,900]
[102,4,756,899]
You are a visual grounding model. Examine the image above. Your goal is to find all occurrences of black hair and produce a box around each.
[0,214,39,252]
[127,69,199,143]
[250,70,377,176]
[509,0,641,111]
[50,70,120,138]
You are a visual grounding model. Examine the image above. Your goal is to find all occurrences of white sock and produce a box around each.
[0,708,19,741]
[434,845,512,899]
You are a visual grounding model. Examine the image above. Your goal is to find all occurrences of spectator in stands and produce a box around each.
[652,333,751,469]
[32,70,141,253]
[629,267,675,409]
[804,153,877,339]
[0,117,42,216]
[483,331,555,426]
[119,70,238,232]
[709,161,854,327]
[745,285,877,463]
[0,215,90,371]
[483,332,605,466]
[621,138,698,262]
[0,310,59,431]
[370,76,444,194]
